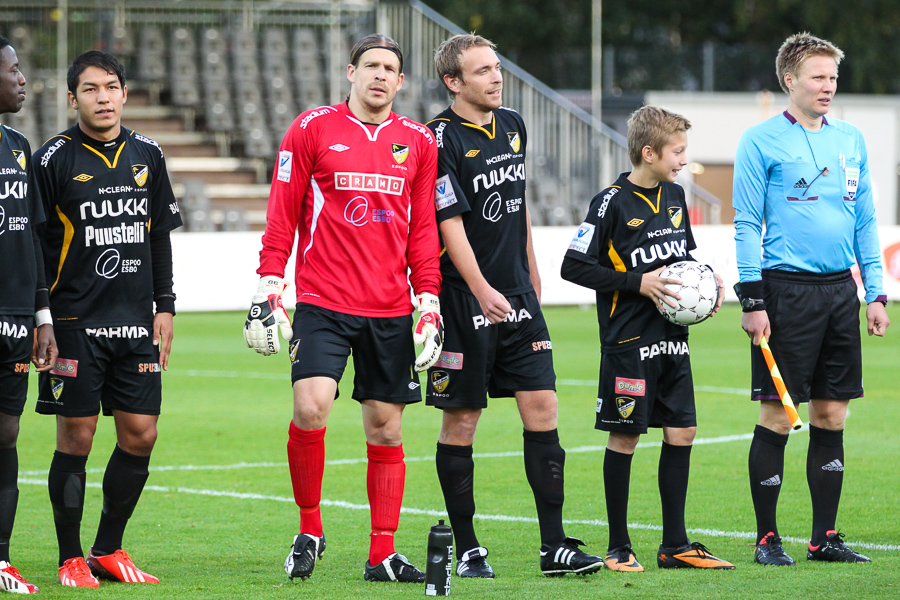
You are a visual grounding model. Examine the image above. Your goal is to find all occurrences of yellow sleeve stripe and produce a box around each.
[50,206,75,293]
[607,241,627,317]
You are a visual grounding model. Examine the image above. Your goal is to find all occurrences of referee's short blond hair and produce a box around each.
[776,32,844,94]
[626,106,691,168]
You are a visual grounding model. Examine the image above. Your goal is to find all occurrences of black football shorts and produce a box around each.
[0,315,35,417]
[289,304,421,404]
[595,336,696,433]
[750,269,863,403]
[36,326,162,417]
[425,286,556,410]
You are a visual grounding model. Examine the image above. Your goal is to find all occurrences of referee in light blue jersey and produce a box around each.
[733,32,890,567]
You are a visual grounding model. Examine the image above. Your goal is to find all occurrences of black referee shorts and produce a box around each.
[289,304,421,404]
[750,269,863,403]
[425,286,556,410]
[0,315,34,417]
[595,337,696,434]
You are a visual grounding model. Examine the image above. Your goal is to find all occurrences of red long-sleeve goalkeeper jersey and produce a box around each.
[258,101,441,317]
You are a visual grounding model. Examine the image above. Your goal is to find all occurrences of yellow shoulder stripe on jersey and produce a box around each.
[42,134,71,145]
[632,186,661,213]
[607,240,627,316]
[426,117,451,126]
[82,139,127,169]
[50,206,75,294]
[461,116,496,139]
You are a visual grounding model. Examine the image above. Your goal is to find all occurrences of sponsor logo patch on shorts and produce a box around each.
[596,397,603,413]
[14,363,30,374]
[50,358,78,377]
[615,377,645,396]
[532,340,552,351]
[138,362,161,373]
[434,351,463,370]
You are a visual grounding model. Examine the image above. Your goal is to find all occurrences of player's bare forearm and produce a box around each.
[712,272,725,314]
[866,302,890,337]
[32,323,58,372]
[639,266,681,309]
[153,312,175,371]
[741,309,770,345]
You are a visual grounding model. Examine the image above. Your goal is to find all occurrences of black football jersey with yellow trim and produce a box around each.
[565,172,696,353]
[0,124,44,315]
[427,106,531,295]
[32,125,182,329]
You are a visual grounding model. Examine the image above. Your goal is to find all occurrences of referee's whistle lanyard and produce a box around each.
[798,124,827,197]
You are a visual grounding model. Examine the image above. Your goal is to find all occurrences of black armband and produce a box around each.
[734,280,766,313]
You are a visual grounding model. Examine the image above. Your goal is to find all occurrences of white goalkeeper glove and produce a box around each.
[244,276,293,356]
[413,292,444,372]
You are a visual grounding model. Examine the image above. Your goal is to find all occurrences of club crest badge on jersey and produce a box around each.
[391,144,409,165]
[616,396,636,419]
[667,206,683,228]
[431,370,449,393]
[507,132,520,153]
[12,150,26,170]
[51,378,64,400]
[132,164,148,187]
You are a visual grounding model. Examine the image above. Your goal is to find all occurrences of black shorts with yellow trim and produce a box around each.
[750,269,863,403]
[596,336,695,434]
[425,286,555,410]
[289,304,421,404]
[36,326,161,417]
[0,315,35,417]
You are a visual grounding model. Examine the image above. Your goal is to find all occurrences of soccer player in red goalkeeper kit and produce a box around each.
[244,34,443,583]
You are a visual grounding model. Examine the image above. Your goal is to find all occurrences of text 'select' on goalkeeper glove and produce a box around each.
[413,292,444,372]
[244,276,293,356]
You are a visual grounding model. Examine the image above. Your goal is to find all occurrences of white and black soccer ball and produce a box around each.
[656,261,719,326]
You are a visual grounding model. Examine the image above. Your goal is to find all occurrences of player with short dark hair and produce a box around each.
[734,32,889,566]
[32,49,182,587]
[562,105,733,572]
[245,33,442,583]
[425,33,603,578]
[0,33,58,595]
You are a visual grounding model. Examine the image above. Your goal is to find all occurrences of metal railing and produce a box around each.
[0,0,721,225]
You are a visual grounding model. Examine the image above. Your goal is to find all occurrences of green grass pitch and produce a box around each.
[12,303,900,598]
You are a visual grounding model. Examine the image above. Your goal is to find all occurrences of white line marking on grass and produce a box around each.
[169,371,751,398]
[16,478,898,551]
[167,369,288,380]
[21,430,801,477]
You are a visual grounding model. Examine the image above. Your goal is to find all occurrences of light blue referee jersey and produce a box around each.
[733,110,884,302]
